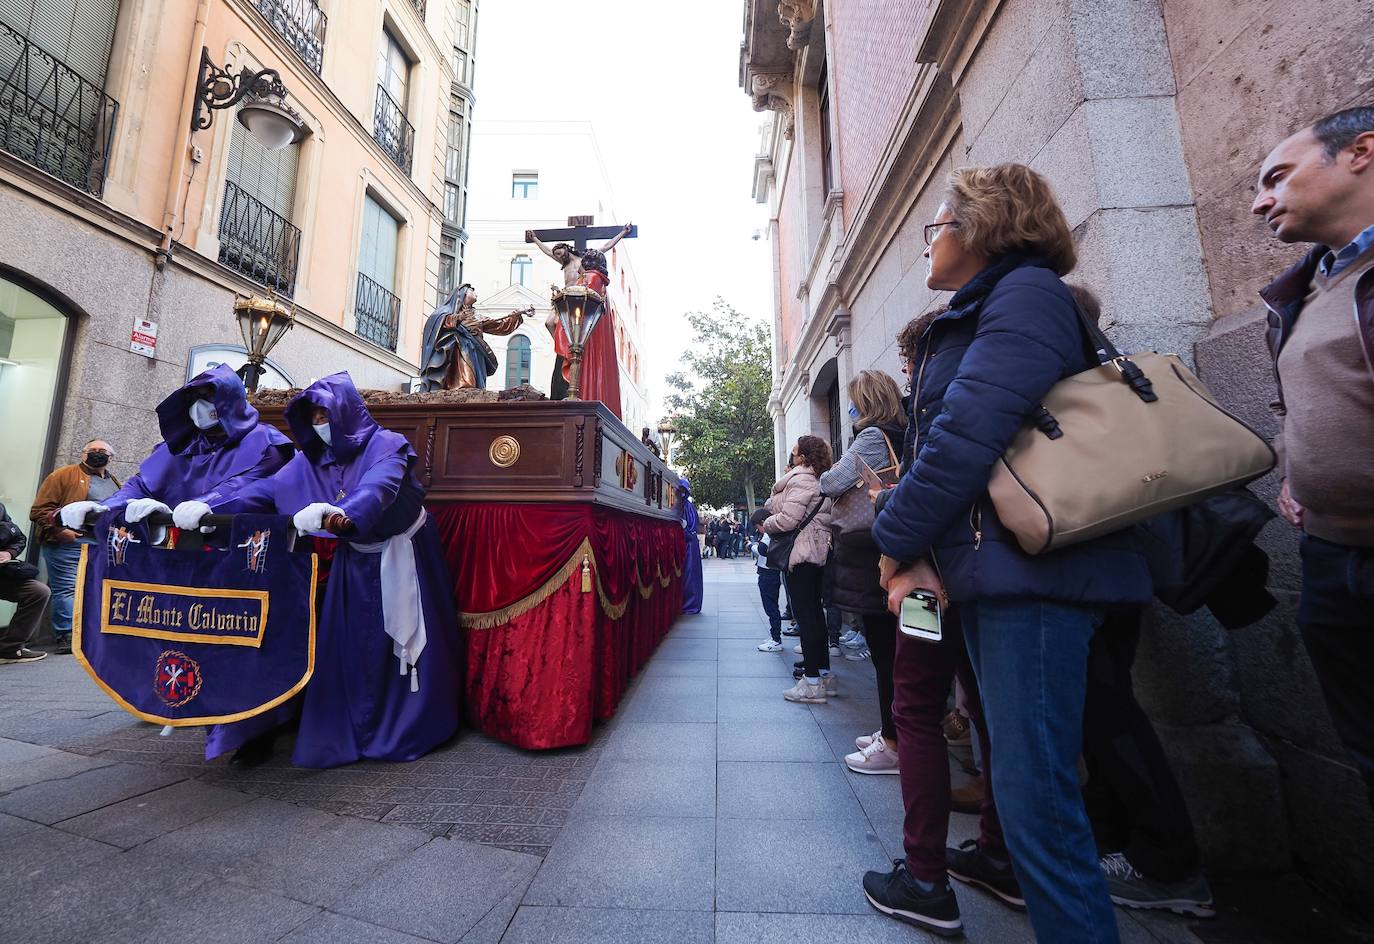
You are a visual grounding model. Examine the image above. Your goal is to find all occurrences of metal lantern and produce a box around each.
[657,418,677,464]
[551,285,606,400]
[234,292,295,391]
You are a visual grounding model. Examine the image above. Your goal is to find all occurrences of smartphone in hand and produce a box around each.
[899,590,943,643]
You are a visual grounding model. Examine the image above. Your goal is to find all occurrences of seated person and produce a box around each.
[59,364,293,541]
[184,372,461,768]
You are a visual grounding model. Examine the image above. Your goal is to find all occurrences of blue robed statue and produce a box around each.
[417,284,533,390]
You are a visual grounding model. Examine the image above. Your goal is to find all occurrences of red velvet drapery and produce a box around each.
[431,503,683,749]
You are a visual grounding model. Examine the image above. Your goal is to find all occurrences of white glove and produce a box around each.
[125,498,172,523]
[172,500,214,532]
[292,503,345,534]
[60,500,108,530]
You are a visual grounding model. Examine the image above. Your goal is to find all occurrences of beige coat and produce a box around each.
[762,465,832,570]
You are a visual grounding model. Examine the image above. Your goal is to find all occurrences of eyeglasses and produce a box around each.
[923,220,960,246]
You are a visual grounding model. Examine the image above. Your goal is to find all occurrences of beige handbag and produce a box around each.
[987,307,1275,555]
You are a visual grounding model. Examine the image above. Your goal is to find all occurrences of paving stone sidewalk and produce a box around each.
[0,556,1311,942]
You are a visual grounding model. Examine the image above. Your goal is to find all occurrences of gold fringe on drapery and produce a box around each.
[460,537,683,629]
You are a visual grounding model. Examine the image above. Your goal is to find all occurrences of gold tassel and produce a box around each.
[581,554,592,593]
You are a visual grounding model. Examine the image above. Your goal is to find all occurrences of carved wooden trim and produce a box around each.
[574,416,586,487]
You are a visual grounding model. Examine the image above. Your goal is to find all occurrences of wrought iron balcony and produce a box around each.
[218,181,302,297]
[253,0,327,75]
[372,85,413,176]
[0,19,119,196]
[355,272,400,351]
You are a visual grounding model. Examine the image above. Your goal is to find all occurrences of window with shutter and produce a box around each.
[218,108,302,294]
[1,0,119,87]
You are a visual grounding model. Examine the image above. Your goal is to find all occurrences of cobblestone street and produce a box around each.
[0,557,1331,943]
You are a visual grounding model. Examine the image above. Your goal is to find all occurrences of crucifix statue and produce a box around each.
[525,217,638,417]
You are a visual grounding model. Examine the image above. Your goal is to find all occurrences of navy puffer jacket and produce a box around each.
[872,254,1152,606]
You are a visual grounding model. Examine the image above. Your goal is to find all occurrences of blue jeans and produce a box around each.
[962,597,1118,944]
[757,568,782,640]
[1298,534,1374,808]
[42,541,85,638]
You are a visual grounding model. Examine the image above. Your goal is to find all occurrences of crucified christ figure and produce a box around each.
[525,222,633,287]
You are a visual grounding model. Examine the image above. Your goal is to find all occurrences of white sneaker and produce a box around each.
[841,633,868,649]
[822,673,838,698]
[838,629,858,646]
[757,639,783,652]
[855,729,882,750]
[828,644,842,658]
[783,678,826,703]
[845,734,900,775]
[793,643,804,655]
[844,647,871,662]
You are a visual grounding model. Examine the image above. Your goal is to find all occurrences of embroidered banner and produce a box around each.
[75,514,318,726]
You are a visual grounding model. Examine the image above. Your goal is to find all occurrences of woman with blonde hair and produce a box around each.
[818,370,907,773]
[762,435,834,703]
[864,164,1151,943]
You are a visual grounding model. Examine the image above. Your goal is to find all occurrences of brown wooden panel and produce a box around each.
[256,399,679,520]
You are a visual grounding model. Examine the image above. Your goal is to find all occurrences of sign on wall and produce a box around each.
[130,318,158,358]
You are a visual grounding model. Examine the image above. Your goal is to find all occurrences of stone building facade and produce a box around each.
[0,0,477,551]
[741,0,1374,908]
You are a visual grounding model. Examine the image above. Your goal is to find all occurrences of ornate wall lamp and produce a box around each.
[192,46,306,150]
[234,291,296,392]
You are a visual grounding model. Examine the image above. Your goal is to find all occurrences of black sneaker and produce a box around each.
[863,859,963,937]
[0,647,49,664]
[1100,852,1215,918]
[52,638,73,655]
[946,839,1025,910]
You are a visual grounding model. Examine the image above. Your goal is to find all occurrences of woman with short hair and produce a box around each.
[864,164,1151,943]
[762,435,834,703]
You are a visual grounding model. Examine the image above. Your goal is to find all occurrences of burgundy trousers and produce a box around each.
[891,605,1007,883]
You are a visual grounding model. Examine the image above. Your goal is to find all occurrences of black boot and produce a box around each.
[230,732,276,768]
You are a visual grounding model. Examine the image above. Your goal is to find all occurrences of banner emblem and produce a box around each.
[238,530,269,573]
[154,650,203,707]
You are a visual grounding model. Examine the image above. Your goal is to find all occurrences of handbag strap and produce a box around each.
[1069,299,1158,404]
[789,496,824,536]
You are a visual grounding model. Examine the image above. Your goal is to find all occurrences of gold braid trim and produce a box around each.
[461,538,629,628]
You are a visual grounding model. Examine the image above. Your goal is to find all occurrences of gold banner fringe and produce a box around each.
[462,537,651,628]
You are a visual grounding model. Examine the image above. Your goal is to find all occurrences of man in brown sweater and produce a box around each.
[28,439,119,653]
[1253,105,1374,808]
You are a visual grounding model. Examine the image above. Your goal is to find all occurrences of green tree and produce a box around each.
[664,298,775,512]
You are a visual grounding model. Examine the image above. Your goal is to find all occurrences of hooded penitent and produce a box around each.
[105,364,293,512]
[207,372,462,768]
[678,476,703,614]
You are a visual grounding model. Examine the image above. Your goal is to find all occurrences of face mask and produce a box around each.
[313,422,332,445]
[847,403,860,420]
[188,399,219,430]
[85,451,109,469]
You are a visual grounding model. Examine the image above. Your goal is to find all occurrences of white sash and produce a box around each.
[353,510,429,692]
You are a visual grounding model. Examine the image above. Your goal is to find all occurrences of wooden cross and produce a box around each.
[527,215,639,251]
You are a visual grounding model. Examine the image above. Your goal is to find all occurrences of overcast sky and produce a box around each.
[472,0,774,418]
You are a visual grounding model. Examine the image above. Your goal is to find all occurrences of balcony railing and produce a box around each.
[355,272,400,351]
[253,0,327,75]
[0,18,118,196]
[409,0,427,19]
[372,85,413,176]
[218,181,302,297]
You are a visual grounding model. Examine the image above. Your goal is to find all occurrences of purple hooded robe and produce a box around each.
[207,372,462,768]
[105,364,294,514]
[679,477,703,614]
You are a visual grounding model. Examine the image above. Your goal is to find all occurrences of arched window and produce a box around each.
[505,334,531,388]
[510,254,532,286]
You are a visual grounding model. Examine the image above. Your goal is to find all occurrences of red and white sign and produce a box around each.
[130,318,158,358]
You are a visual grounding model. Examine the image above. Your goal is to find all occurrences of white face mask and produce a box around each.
[189,399,219,430]
[313,422,332,445]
